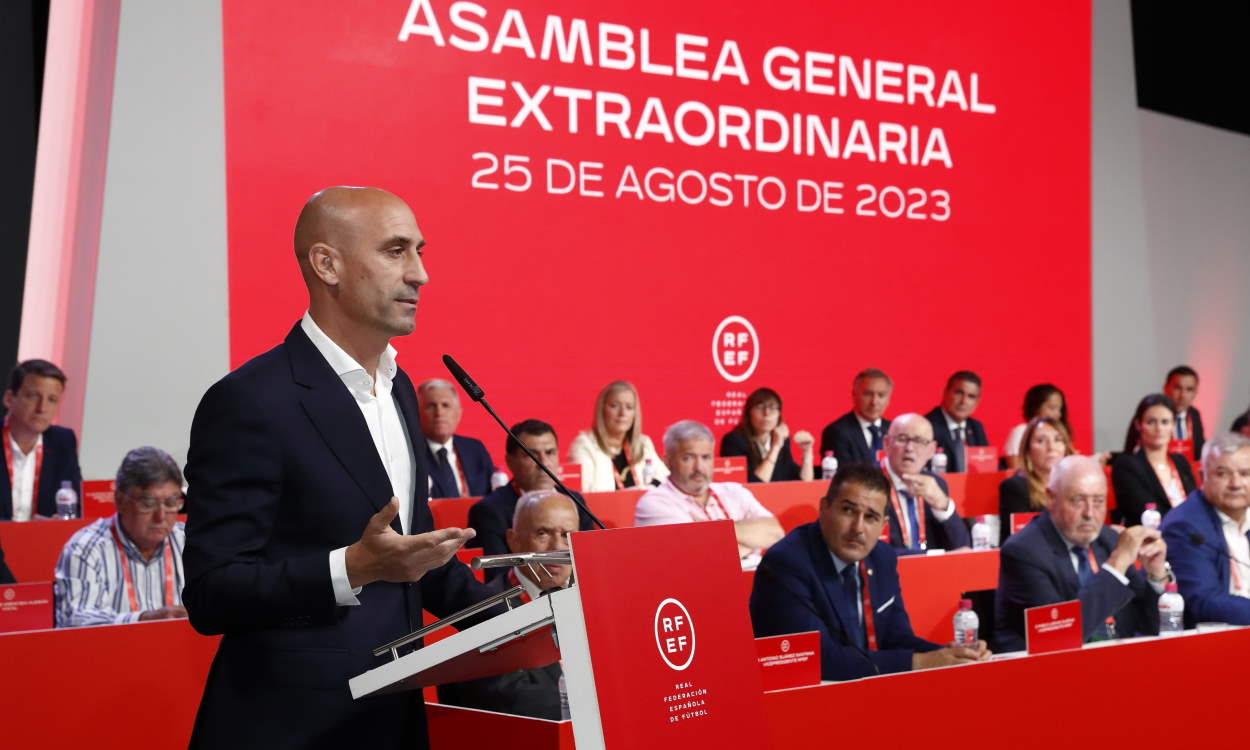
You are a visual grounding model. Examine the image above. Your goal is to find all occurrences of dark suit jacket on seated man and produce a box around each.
[1160,433,1250,626]
[924,369,990,473]
[468,419,594,580]
[182,187,493,750]
[820,368,893,467]
[751,463,989,680]
[1163,365,1205,461]
[440,491,579,718]
[418,378,495,498]
[994,455,1170,652]
[0,359,83,521]
[877,414,970,554]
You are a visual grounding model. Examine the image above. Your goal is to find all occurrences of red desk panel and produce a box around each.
[0,518,91,582]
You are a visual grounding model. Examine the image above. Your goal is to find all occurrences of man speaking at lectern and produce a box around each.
[183,187,490,749]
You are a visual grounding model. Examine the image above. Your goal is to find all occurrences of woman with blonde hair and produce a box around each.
[568,381,667,492]
[997,416,1075,543]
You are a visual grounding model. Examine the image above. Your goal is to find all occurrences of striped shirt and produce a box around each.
[54,515,185,628]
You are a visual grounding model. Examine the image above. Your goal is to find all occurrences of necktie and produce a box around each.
[1073,547,1110,639]
[1176,416,1186,440]
[840,563,864,646]
[868,424,882,455]
[436,447,460,498]
[952,425,966,473]
[903,491,922,551]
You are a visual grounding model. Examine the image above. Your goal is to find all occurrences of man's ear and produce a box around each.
[1,390,12,411]
[307,243,342,286]
[505,527,518,554]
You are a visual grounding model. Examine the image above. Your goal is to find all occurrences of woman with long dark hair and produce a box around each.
[1111,393,1197,526]
[720,387,814,482]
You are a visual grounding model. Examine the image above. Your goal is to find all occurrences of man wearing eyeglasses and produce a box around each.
[54,446,187,627]
[994,455,1169,652]
[879,414,970,554]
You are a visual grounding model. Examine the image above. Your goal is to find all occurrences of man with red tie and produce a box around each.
[750,463,989,680]
[438,490,578,718]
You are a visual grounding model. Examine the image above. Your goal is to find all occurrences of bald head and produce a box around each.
[884,413,936,475]
[508,490,578,589]
[292,186,428,358]
[1046,455,1107,546]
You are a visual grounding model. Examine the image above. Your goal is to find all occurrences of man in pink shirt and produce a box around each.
[635,420,784,559]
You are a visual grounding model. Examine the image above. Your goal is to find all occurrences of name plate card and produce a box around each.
[1025,599,1082,655]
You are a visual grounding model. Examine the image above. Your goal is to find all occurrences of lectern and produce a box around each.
[351,521,768,749]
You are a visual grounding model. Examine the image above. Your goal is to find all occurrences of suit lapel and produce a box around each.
[1039,513,1080,597]
[394,369,434,534]
[285,324,395,520]
[806,527,858,644]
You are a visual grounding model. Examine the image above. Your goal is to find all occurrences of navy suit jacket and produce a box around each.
[883,471,970,554]
[426,434,494,498]
[466,483,596,581]
[924,407,988,473]
[0,424,82,520]
[994,511,1159,652]
[182,323,493,750]
[1110,450,1196,527]
[750,522,939,680]
[820,411,890,467]
[1161,489,1250,626]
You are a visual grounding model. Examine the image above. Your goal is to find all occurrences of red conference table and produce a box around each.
[1,618,1240,747]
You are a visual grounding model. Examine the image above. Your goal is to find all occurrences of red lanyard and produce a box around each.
[857,562,878,650]
[1083,547,1117,631]
[702,487,730,520]
[111,522,175,612]
[613,441,637,490]
[880,462,926,549]
[3,422,43,516]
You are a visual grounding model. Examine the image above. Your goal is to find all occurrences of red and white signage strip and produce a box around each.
[754,631,820,691]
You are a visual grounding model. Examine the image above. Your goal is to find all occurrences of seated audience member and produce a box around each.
[418,379,495,498]
[994,456,1169,651]
[1234,409,1250,437]
[878,414,970,554]
[820,369,893,467]
[1,359,83,521]
[438,491,578,719]
[0,538,13,583]
[1163,365,1204,460]
[750,463,989,680]
[467,419,595,578]
[54,447,187,627]
[635,420,783,559]
[720,387,815,483]
[925,371,989,473]
[568,380,667,492]
[1111,394,1197,526]
[1160,433,1250,626]
[1003,384,1069,469]
[998,417,1075,543]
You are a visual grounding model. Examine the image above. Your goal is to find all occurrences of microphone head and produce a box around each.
[1189,532,1206,547]
[442,354,485,402]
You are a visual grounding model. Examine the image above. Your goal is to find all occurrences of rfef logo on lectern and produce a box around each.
[654,598,696,671]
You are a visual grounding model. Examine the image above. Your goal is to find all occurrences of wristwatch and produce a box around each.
[1148,561,1174,585]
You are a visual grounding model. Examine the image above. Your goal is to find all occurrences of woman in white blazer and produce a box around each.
[568,380,668,492]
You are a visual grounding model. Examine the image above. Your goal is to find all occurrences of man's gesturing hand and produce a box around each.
[345,498,476,588]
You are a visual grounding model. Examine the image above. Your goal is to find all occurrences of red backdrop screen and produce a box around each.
[222,0,1092,466]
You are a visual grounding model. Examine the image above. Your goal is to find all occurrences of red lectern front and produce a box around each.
[350,521,768,749]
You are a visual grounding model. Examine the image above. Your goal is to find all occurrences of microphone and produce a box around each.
[442,354,606,530]
[1187,532,1250,570]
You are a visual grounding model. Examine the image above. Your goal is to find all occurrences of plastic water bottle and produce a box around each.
[953,598,979,645]
[820,451,838,480]
[557,663,571,720]
[54,481,78,520]
[930,448,948,475]
[1158,583,1184,635]
[971,516,993,550]
[489,469,510,490]
[1141,503,1162,530]
[642,458,658,486]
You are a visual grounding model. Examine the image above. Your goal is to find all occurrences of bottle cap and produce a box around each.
[61,480,72,488]
[1145,503,1157,510]
[823,450,833,457]
[959,598,972,609]
[1165,583,1179,593]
